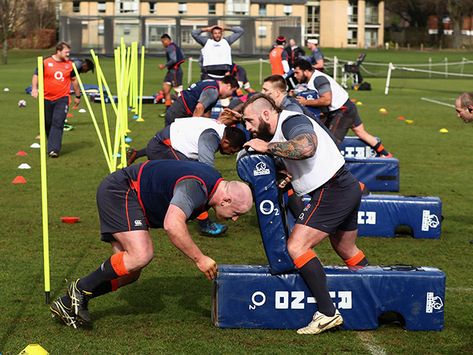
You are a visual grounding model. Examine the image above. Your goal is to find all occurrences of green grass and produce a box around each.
[1,48,473,354]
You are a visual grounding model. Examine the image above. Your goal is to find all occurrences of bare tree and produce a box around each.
[24,0,57,33]
[0,0,27,64]
[385,0,439,27]
[446,0,473,48]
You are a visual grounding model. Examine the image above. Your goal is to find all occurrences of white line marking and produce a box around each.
[357,332,387,355]
[421,97,455,108]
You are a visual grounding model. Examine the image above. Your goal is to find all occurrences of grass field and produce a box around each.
[1,48,473,354]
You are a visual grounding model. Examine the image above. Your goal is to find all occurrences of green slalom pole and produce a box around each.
[37,56,51,304]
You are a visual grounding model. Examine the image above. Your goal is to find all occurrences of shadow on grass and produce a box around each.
[90,276,210,322]
[0,273,42,349]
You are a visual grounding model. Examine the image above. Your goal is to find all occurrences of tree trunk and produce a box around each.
[452,20,462,49]
[2,38,7,65]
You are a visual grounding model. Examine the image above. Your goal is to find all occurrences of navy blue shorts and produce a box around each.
[326,100,363,145]
[96,167,148,243]
[296,168,362,233]
[164,68,183,87]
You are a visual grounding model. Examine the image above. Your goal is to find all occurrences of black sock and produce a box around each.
[90,281,113,298]
[198,217,210,228]
[299,257,336,317]
[77,257,120,294]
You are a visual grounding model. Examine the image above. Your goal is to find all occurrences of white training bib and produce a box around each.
[202,39,233,67]
[271,110,345,194]
[170,117,226,160]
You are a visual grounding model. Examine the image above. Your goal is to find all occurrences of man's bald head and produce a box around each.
[226,181,253,214]
[211,180,253,221]
[455,92,473,123]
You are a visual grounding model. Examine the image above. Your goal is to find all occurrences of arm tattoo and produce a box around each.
[267,133,317,160]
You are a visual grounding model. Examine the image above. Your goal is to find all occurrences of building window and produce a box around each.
[98,24,104,36]
[231,0,248,15]
[306,4,320,35]
[208,3,216,15]
[149,2,157,14]
[98,1,106,13]
[124,26,131,35]
[348,0,358,24]
[365,0,378,24]
[347,29,358,45]
[73,1,80,12]
[119,0,138,14]
[364,28,378,47]
[178,2,187,14]
[283,4,292,16]
[181,25,194,44]
[258,25,267,38]
[259,4,266,16]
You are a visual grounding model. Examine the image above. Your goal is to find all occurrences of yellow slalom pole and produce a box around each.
[114,47,121,96]
[129,43,136,110]
[91,51,113,160]
[137,45,145,121]
[132,42,139,114]
[92,52,118,116]
[121,47,131,167]
[112,47,123,170]
[73,63,113,172]
[37,56,51,304]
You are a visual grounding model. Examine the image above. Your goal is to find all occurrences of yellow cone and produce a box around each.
[439,128,448,133]
[19,344,49,355]
[405,119,414,124]
[356,101,363,106]
[379,108,387,114]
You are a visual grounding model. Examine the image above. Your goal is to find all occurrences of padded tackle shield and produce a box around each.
[345,157,400,192]
[297,90,321,118]
[340,136,377,158]
[237,153,294,274]
[358,194,442,238]
[212,265,445,331]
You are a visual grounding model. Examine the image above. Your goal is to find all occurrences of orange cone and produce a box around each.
[16,150,28,156]
[12,176,27,184]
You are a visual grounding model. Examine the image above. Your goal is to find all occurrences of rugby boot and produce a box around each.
[200,221,228,237]
[297,310,343,335]
[50,296,77,329]
[68,279,92,327]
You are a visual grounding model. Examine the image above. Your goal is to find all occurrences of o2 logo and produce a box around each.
[259,200,280,216]
[248,290,353,310]
[54,71,64,82]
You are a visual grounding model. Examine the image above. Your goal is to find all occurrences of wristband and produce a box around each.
[76,95,81,99]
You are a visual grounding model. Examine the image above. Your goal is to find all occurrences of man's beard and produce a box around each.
[255,119,273,141]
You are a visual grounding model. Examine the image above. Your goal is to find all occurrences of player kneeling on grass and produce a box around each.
[242,94,368,335]
[50,160,253,329]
